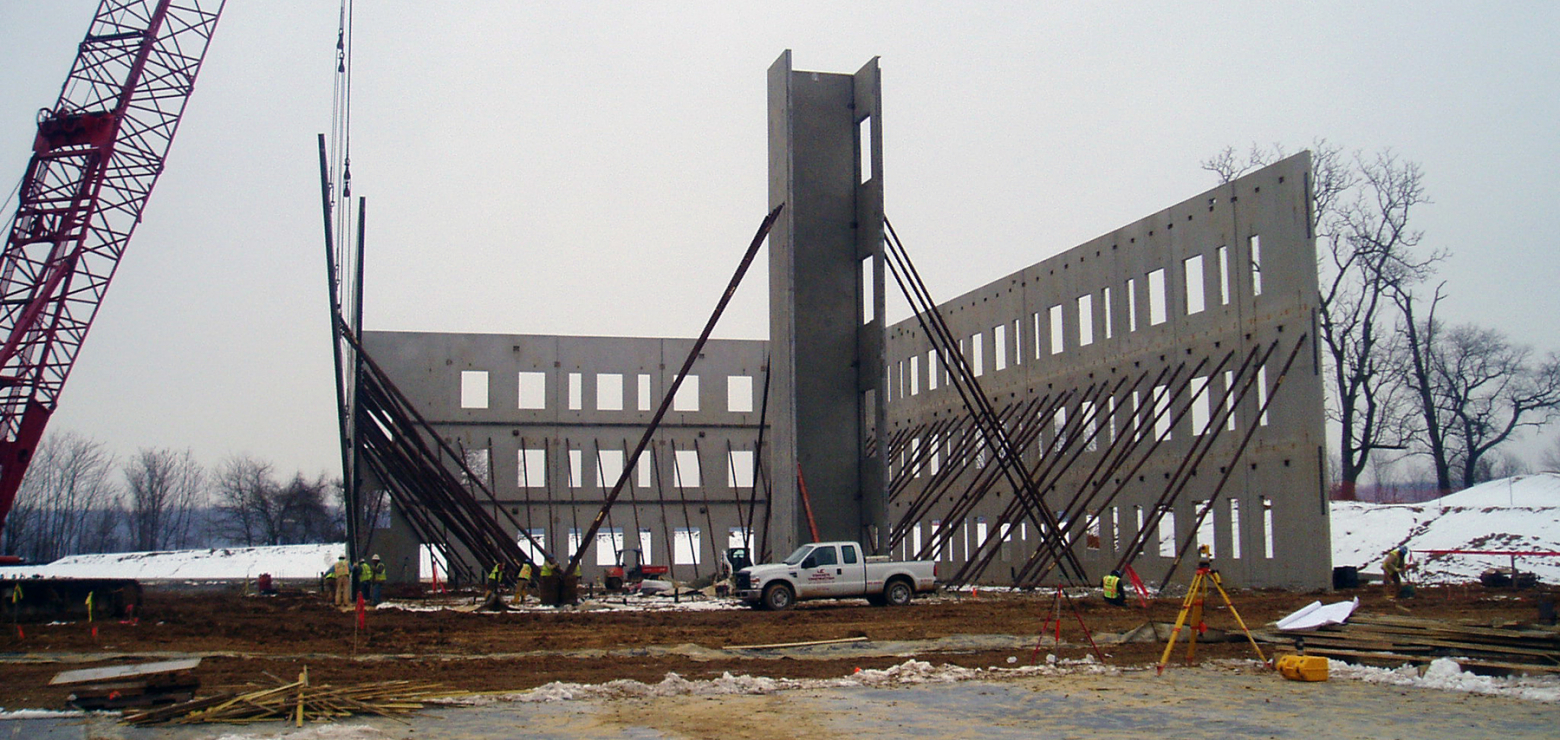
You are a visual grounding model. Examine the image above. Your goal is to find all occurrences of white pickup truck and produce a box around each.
[733,541,938,610]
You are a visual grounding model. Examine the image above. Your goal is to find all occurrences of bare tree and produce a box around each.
[1204,143,1434,498]
[1431,325,1560,489]
[213,454,277,546]
[124,448,206,551]
[1,431,120,562]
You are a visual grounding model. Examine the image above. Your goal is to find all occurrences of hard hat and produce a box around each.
[372,554,381,561]
[338,555,346,559]
[1397,546,1408,557]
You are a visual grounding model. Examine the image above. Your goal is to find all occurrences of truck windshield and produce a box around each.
[782,545,814,566]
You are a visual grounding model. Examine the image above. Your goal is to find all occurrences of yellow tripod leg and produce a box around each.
[1210,575,1269,667]
[1156,570,1203,674]
[1184,575,1205,664]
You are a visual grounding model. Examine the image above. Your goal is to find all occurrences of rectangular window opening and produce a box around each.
[1262,496,1275,559]
[1250,234,1263,297]
[518,448,546,488]
[1012,319,1023,366]
[1228,499,1242,559]
[1148,269,1168,326]
[1102,287,1113,340]
[567,372,583,411]
[1194,501,1215,558]
[674,449,701,488]
[727,450,755,488]
[972,333,984,376]
[908,357,920,396]
[596,528,625,567]
[858,115,873,184]
[596,373,623,411]
[637,373,652,411]
[1127,278,1139,332]
[727,375,754,413]
[1154,384,1172,441]
[1157,508,1176,558]
[1224,370,1237,431]
[1218,246,1231,305]
[597,448,624,489]
[1257,365,1270,426]
[673,375,700,412]
[994,324,1007,371]
[1190,376,1210,435]
[519,371,547,410]
[460,371,489,409]
[860,256,875,325]
[1184,254,1206,315]
[673,527,702,565]
[1077,294,1094,346]
[926,351,939,390]
[1049,305,1065,355]
[568,449,583,488]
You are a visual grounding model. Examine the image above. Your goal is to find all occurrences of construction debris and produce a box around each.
[1286,614,1560,676]
[53,658,201,710]
[121,672,450,727]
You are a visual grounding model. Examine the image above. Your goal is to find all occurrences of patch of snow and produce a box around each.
[0,543,344,581]
[0,709,86,719]
[1332,474,1560,584]
[1331,657,1560,703]
[440,658,1122,706]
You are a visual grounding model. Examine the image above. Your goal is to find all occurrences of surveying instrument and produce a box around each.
[1156,546,1268,674]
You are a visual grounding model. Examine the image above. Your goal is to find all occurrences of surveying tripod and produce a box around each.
[1156,556,1268,674]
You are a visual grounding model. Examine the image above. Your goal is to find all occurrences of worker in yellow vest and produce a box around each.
[486,561,505,601]
[513,561,533,604]
[331,556,352,606]
[1102,569,1125,606]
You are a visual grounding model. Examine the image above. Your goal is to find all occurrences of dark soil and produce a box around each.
[2,582,1553,710]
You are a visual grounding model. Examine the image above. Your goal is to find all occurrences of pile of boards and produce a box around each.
[1289,614,1560,675]
[122,674,449,727]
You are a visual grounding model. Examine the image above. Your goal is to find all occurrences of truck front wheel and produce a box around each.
[884,578,913,607]
[762,582,795,611]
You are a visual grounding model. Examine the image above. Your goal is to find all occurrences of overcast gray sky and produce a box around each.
[1,1,1556,480]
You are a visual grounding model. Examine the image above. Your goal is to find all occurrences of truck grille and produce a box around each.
[735,572,751,591]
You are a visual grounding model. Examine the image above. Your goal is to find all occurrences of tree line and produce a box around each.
[1206,142,1560,498]
[1,431,342,564]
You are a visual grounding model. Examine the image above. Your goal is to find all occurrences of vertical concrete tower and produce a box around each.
[767,51,888,556]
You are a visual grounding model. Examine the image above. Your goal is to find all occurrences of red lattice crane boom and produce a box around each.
[0,0,224,537]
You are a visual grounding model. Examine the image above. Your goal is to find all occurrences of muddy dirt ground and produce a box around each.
[2,582,1554,710]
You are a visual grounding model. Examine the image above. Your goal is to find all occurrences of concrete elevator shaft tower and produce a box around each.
[767,51,889,557]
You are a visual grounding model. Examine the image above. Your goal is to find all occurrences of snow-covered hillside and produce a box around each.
[1332,473,1560,584]
[0,543,342,581]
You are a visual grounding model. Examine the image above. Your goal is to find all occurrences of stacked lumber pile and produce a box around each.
[1287,614,1560,675]
[53,658,201,710]
[122,674,449,727]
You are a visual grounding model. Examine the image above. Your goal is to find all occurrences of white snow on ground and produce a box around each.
[1331,657,1560,703]
[441,657,1119,706]
[0,543,342,581]
[1332,473,1560,584]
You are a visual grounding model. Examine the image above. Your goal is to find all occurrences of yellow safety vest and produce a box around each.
[1102,574,1122,600]
[519,563,533,580]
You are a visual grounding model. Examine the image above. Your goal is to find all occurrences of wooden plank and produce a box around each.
[51,658,202,685]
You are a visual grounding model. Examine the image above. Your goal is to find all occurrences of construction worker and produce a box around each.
[1382,546,1411,598]
[1102,569,1126,606]
[513,561,533,604]
[370,555,387,605]
[356,559,374,604]
[331,556,352,606]
[487,561,505,601]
